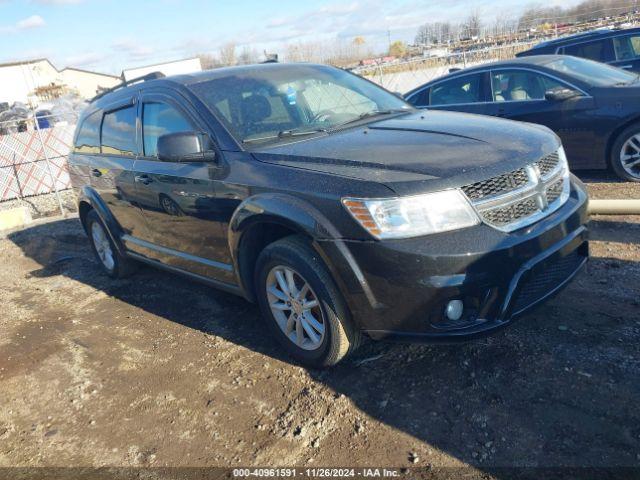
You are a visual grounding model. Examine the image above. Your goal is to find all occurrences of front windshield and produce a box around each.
[544,56,638,86]
[189,64,411,144]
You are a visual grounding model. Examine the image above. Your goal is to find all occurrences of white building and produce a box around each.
[59,67,121,100]
[121,57,202,82]
[0,58,119,106]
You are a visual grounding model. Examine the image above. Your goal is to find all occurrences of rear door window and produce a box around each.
[563,39,615,62]
[613,35,640,60]
[74,111,101,154]
[142,102,193,157]
[429,74,484,106]
[101,106,137,156]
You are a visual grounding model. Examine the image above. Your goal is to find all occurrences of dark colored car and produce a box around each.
[405,55,640,181]
[69,63,589,366]
[517,28,640,72]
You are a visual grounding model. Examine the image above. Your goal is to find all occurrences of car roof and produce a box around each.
[528,27,640,50]
[90,63,335,109]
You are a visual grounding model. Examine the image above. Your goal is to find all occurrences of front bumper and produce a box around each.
[318,176,589,341]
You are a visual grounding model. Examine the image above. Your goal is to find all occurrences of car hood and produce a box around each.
[250,110,560,196]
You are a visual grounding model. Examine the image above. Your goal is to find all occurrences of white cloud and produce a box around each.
[111,38,156,62]
[0,14,46,34]
[17,15,46,29]
[65,51,108,67]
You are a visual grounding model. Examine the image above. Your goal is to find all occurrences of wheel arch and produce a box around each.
[76,186,127,255]
[228,193,366,307]
[605,115,640,168]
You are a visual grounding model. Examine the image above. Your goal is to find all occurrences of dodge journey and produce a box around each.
[69,63,589,366]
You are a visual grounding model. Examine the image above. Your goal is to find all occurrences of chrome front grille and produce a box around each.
[462,168,529,200]
[545,177,564,204]
[461,151,570,232]
[481,197,538,227]
[535,152,560,177]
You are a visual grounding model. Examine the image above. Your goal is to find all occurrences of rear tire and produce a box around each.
[85,210,137,278]
[254,235,361,367]
[611,124,640,182]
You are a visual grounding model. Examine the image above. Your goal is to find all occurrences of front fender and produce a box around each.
[229,193,341,246]
[77,186,126,255]
[228,193,379,324]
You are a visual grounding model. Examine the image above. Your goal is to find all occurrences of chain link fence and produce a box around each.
[0,114,77,215]
[360,41,539,93]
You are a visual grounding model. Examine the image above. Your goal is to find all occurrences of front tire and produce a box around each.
[85,210,137,278]
[611,124,640,181]
[254,235,361,367]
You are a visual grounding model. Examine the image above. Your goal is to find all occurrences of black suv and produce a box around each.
[517,28,640,72]
[69,63,589,366]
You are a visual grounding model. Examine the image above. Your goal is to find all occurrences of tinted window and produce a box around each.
[101,106,137,156]
[491,70,567,101]
[544,56,638,86]
[142,102,193,157]
[74,111,101,153]
[407,87,430,107]
[613,35,640,60]
[564,39,614,62]
[429,74,483,105]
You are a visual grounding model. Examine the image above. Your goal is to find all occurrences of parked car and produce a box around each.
[517,28,640,72]
[404,55,640,181]
[69,64,589,366]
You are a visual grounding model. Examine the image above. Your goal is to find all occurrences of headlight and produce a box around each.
[343,189,480,240]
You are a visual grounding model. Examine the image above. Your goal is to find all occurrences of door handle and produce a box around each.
[496,108,507,117]
[91,169,102,177]
[620,64,633,69]
[134,174,153,185]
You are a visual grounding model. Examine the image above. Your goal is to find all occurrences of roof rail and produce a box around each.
[90,71,166,103]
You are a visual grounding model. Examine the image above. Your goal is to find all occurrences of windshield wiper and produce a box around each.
[242,109,411,144]
[329,108,411,130]
[242,127,327,144]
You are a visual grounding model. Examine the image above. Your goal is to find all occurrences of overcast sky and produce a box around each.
[0,0,584,75]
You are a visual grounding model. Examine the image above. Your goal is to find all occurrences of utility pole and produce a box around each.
[387,29,391,51]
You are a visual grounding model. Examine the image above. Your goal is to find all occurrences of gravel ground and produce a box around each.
[0,172,638,477]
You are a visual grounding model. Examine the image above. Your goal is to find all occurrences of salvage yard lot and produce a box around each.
[0,173,639,472]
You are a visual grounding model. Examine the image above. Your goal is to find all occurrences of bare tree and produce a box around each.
[415,24,431,45]
[219,42,237,66]
[415,21,456,45]
[463,11,483,38]
[237,46,259,65]
[286,41,323,63]
[197,53,220,70]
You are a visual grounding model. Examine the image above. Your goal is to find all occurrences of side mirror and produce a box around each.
[157,132,217,163]
[544,88,580,102]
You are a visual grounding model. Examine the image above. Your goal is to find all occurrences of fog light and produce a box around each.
[445,300,464,321]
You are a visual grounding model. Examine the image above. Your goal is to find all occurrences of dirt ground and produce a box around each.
[0,172,639,477]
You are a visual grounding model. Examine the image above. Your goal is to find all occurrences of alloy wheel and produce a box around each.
[265,266,325,351]
[619,133,640,179]
[91,221,115,271]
